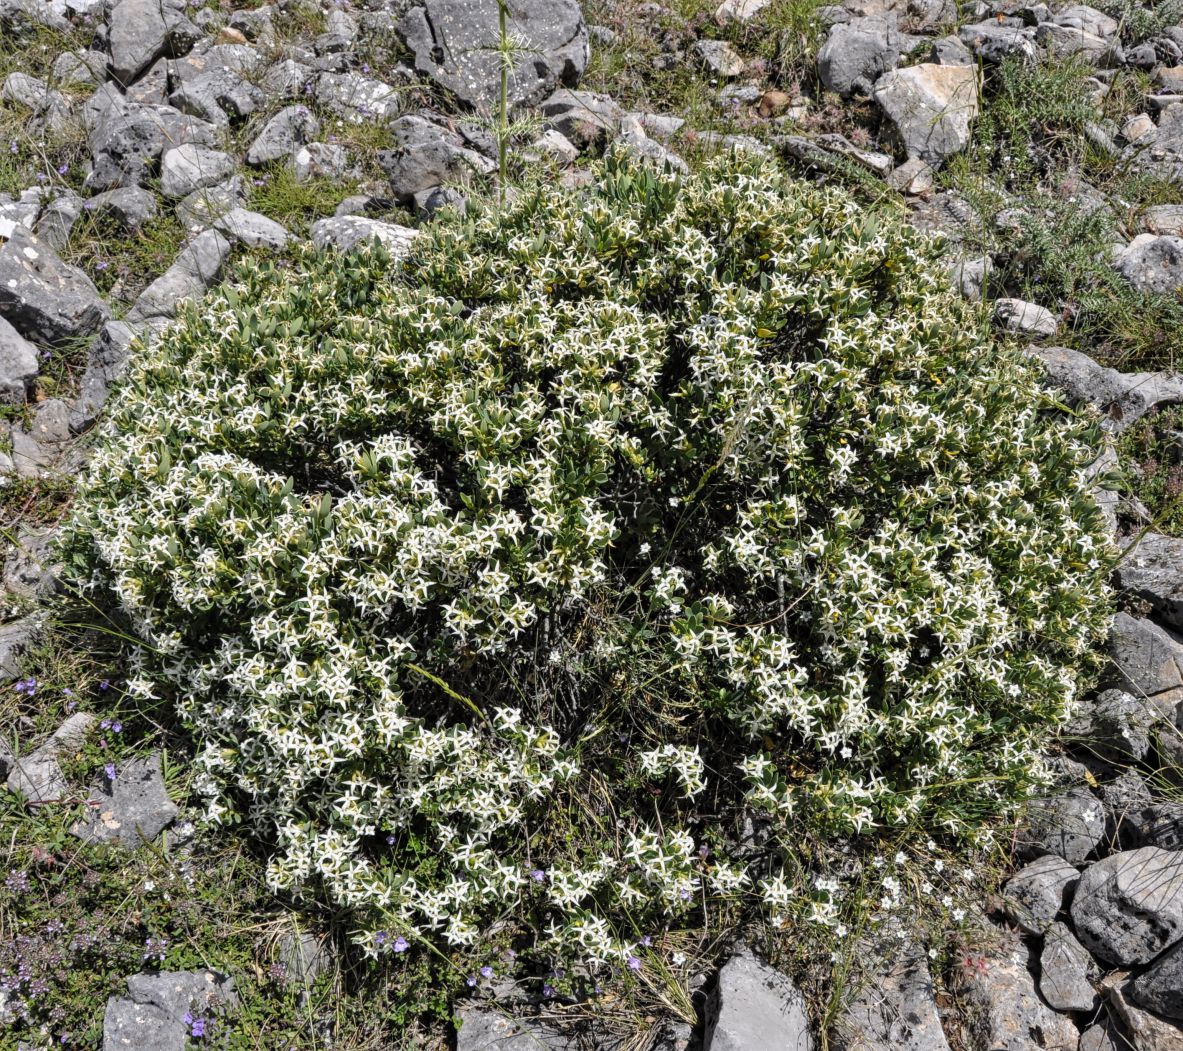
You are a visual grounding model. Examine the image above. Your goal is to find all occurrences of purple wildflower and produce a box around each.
[393,935,408,953]
[479,965,493,979]
[466,974,477,987]
[542,984,555,998]
[529,868,546,882]
[627,956,642,972]
[104,762,117,782]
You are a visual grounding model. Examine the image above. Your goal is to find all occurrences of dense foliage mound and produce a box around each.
[64,153,1111,977]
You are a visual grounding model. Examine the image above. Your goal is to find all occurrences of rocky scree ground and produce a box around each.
[2,0,1183,1047]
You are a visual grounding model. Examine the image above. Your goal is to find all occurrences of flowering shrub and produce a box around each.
[63,152,1111,978]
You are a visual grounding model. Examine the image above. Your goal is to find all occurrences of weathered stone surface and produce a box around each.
[540,88,625,146]
[108,0,198,86]
[705,949,813,1051]
[375,114,496,203]
[159,143,236,199]
[277,930,332,990]
[454,1006,568,1050]
[1036,21,1114,62]
[694,39,745,77]
[955,939,1079,1051]
[1116,533,1183,630]
[1102,973,1183,1051]
[1114,234,1183,294]
[818,16,900,97]
[2,72,72,136]
[10,397,72,477]
[1038,921,1097,1012]
[1071,846,1183,965]
[290,142,349,182]
[72,319,142,430]
[86,96,219,191]
[245,104,319,166]
[170,68,264,125]
[0,223,109,345]
[72,752,179,848]
[6,710,94,803]
[213,208,290,250]
[617,115,689,172]
[1108,613,1183,713]
[1131,937,1183,1020]
[398,0,587,109]
[175,176,247,232]
[1077,1023,1119,1051]
[1017,787,1105,863]
[1001,855,1080,934]
[309,216,418,256]
[126,230,230,323]
[958,20,1039,64]
[103,971,235,1051]
[873,63,979,163]
[83,185,159,232]
[4,525,59,600]
[1026,346,1183,430]
[313,71,401,122]
[833,938,949,1050]
[995,297,1057,337]
[0,315,38,403]
[715,0,770,23]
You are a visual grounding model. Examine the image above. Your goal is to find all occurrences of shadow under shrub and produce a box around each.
[60,152,1112,987]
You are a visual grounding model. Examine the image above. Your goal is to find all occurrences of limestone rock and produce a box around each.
[398,0,588,109]
[954,939,1079,1051]
[0,223,109,345]
[1070,846,1183,965]
[1038,921,1097,1012]
[108,0,198,86]
[1115,533,1183,630]
[159,144,235,199]
[310,216,418,256]
[0,315,38,403]
[72,752,179,848]
[83,186,159,232]
[818,16,900,97]
[540,88,625,147]
[126,230,230,323]
[705,949,813,1051]
[1001,855,1080,934]
[873,63,979,163]
[245,105,319,166]
[6,710,94,804]
[213,208,290,250]
[103,970,235,1051]
[694,39,745,77]
[1114,234,1183,294]
[994,297,1057,337]
[1102,973,1183,1051]
[1016,787,1105,863]
[376,115,496,204]
[833,938,949,1050]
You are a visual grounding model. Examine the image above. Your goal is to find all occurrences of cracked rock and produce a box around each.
[1016,786,1105,863]
[398,0,588,109]
[126,230,230,323]
[245,104,319,166]
[160,143,236,199]
[376,114,496,204]
[310,216,417,255]
[1071,846,1183,966]
[818,16,900,97]
[103,971,235,1051]
[1038,921,1097,1012]
[6,710,93,803]
[1001,855,1080,934]
[1115,533,1183,630]
[705,949,813,1051]
[72,752,178,848]
[0,223,109,345]
[873,63,979,163]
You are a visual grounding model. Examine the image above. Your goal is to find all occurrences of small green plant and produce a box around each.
[1117,406,1183,536]
[62,151,1112,1008]
[246,164,361,231]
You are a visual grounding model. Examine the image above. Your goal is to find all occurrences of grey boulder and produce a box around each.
[126,230,230,323]
[1114,234,1183,295]
[376,115,496,204]
[873,63,979,163]
[1001,855,1080,934]
[1016,787,1105,863]
[1102,973,1183,1051]
[540,88,625,147]
[1071,846,1183,965]
[310,216,418,256]
[994,297,1057,337]
[1115,533,1183,631]
[398,0,588,109]
[313,71,402,123]
[954,939,1078,1051]
[1131,937,1183,1020]
[6,710,93,804]
[83,185,159,232]
[159,144,236,199]
[818,16,900,97]
[1038,921,1097,1012]
[103,971,235,1051]
[108,0,200,85]
[213,209,290,250]
[705,949,812,1051]
[0,223,109,345]
[4,524,60,601]
[1026,345,1183,431]
[71,752,179,847]
[245,105,319,166]
[832,938,949,1050]
[0,315,39,403]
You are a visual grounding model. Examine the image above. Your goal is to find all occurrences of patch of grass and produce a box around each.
[0,475,77,533]
[63,210,190,314]
[1117,406,1183,536]
[247,163,362,231]
[1096,0,1183,43]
